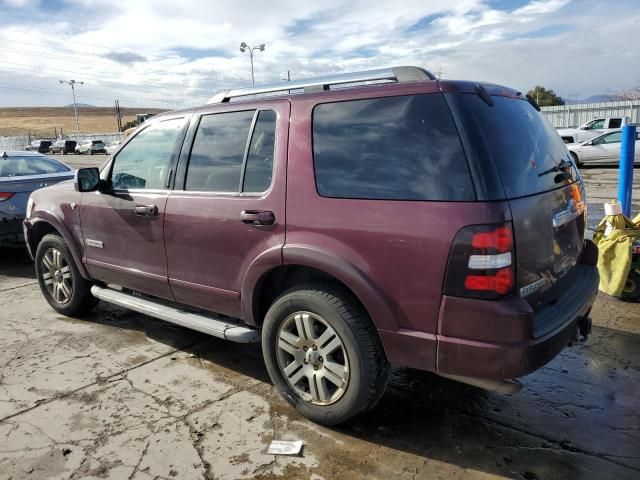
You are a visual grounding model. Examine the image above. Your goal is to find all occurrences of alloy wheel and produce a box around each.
[276,311,350,405]
[41,248,73,304]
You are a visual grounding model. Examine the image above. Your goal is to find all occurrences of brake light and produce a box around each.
[0,192,14,201]
[465,268,513,295]
[471,226,512,252]
[444,223,515,299]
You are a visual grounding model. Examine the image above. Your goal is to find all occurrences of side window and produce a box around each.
[312,94,474,201]
[603,132,622,144]
[111,118,185,190]
[609,118,622,128]
[584,119,605,130]
[186,111,254,192]
[243,110,277,193]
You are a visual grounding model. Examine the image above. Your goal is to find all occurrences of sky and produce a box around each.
[0,0,638,108]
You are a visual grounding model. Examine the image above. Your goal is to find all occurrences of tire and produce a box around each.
[620,270,640,302]
[35,234,98,316]
[570,151,581,168]
[262,283,389,426]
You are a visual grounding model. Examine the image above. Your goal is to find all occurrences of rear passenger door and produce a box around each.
[164,100,289,318]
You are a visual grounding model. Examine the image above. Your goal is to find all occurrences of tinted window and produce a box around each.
[312,94,473,201]
[186,111,254,192]
[609,118,622,128]
[243,110,276,193]
[111,118,185,190]
[447,94,577,198]
[0,156,70,177]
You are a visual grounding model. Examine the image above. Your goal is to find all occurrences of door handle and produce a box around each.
[240,210,275,225]
[134,204,158,217]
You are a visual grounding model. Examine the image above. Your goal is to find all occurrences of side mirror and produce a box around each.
[74,167,102,192]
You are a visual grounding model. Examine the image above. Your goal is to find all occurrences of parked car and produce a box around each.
[49,140,77,155]
[75,140,106,155]
[557,116,630,144]
[25,140,53,154]
[1,151,73,247]
[105,141,122,155]
[24,67,598,425]
[568,129,640,166]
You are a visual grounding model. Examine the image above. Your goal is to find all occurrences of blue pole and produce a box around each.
[618,124,636,217]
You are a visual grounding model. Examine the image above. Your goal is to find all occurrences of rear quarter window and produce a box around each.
[312,94,474,201]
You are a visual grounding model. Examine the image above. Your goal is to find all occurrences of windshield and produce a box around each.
[0,157,70,178]
[447,93,578,198]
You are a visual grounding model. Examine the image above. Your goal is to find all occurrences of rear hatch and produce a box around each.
[446,89,586,315]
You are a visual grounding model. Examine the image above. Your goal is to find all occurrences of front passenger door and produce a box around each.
[80,115,190,299]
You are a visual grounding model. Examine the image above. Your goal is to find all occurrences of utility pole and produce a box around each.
[59,79,84,132]
[239,42,265,86]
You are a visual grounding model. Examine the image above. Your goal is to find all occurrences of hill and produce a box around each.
[0,106,168,136]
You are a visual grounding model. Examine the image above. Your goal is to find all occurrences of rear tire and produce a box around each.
[570,151,581,168]
[35,234,98,316]
[262,283,389,426]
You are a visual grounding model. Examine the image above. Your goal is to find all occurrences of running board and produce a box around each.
[90,285,259,343]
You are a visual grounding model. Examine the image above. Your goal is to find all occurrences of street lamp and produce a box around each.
[59,79,84,132]
[239,42,265,86]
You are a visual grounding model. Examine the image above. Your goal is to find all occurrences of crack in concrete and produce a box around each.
[0,341,200,424]
[462,411,640,473]
[128,439,151,480]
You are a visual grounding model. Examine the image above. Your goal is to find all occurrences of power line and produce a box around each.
[1,33,176,62]
[0,82,182,107]
[0,60,210,94]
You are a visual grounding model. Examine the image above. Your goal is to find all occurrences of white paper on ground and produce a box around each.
[267,440,303,455]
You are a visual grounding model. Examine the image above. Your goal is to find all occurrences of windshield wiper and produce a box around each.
[538,158,574,178]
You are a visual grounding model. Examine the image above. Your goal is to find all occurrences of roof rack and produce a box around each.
[207,66,436,104]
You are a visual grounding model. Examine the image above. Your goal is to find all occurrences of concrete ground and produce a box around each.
[0,162,639,479]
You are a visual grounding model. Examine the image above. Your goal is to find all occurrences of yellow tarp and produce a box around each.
[593,213,640,297]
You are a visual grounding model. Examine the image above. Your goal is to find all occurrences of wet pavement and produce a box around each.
[0,166,639,479]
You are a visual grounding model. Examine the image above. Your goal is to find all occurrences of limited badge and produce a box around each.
[520,277,548,297]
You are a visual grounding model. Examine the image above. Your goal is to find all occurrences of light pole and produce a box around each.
[239,42,265,86]
[59,79,84,132]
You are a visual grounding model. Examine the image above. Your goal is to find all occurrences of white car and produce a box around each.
[105,141,122,155]
[568,129,640,166]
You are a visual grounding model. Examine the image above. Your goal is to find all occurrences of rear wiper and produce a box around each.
[538,158,574,178]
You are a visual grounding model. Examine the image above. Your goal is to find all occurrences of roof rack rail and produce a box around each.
[207,66,435,104]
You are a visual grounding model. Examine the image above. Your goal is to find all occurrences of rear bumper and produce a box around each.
[0,216,26,246]
[436,263,598,380]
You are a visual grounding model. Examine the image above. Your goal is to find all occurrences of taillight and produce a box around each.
[0,192,14,201]
[444,223,515,299]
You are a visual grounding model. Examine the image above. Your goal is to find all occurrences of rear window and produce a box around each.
[91,140,104,145]
[447,94,577,198]
[312,94,474,201]
[0,157,70,177]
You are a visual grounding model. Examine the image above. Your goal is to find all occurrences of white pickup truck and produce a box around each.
[557,116,630,144]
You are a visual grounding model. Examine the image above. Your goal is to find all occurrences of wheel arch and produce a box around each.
[241,245,398,333]
[27,213,90,279]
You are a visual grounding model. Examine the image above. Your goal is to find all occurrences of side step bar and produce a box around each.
[90,286,259,343]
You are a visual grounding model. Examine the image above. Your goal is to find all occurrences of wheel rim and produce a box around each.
[276,311,350,406]
[41,248,73,304]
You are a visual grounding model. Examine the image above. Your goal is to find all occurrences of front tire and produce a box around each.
[262,284,389,425]
[35,234,98,316]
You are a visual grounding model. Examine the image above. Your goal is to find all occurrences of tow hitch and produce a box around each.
[571,315,592,344]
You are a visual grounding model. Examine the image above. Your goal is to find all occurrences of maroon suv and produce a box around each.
[24,66,598,425]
